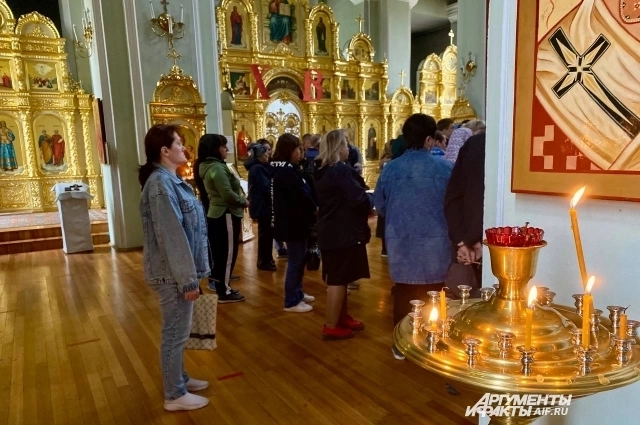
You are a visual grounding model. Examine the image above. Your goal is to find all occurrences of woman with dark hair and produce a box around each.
[314,130,372,340]
[271,133,317,313]
[198,134,247,303]
[244,142,276,271]
[139,124,210,411]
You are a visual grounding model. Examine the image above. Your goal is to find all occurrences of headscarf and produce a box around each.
[444,127,473,164]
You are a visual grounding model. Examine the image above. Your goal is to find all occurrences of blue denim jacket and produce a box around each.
[373,149,453,284]
[139,165,210,292]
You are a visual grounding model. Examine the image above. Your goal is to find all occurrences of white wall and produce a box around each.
[457,0,486,118]
[484,1,640,424]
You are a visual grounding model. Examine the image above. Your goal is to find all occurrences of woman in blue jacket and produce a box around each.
[138,124,210,411]
[244,143,276,271]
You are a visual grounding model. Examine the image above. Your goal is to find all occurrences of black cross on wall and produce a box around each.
[548,28,640,138]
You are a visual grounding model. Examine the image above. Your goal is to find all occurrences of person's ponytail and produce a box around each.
[138,161,157,188]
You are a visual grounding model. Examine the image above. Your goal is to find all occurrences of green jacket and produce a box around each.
[198,158,246,219]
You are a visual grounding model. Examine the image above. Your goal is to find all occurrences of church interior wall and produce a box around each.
[456,0,486,117]
[410,24,450,93]
[484,1,640,424]
[325,0,364,55]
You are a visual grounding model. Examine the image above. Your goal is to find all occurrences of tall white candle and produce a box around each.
[73,24,79,42]
[168,15,173,34]
[180,5,184,23]
[150,1,155,19]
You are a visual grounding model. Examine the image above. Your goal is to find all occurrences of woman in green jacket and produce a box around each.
[197,134,247,303]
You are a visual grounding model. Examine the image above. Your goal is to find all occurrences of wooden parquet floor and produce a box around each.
[0,219,478,425]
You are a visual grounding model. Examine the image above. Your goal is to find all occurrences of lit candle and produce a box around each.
[525,286,537,350]
[619,313,628,340]
[569,186,588,289]
[429,306,438,332]
[73,24,79,42]
[582,276,595,348]
[180,4,184,23]
[150,1,155,19]
[439,288,447,319]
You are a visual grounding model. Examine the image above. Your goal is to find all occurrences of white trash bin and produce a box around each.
[52,183,94,253]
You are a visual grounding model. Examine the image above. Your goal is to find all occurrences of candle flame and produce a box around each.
[570,186,586,208]
[585,276,595,294]
[528,286,537,308]
[429,306,438,323]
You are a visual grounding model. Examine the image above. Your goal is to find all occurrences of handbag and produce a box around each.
[306,244,321,271]
[185,293,218,351]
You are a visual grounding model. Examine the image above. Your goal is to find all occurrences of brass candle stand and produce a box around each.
[394,239,640,425]
[149,0,186,67]
[73,8,94,58]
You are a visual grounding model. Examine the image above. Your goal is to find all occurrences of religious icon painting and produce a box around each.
[172,123,198,178]
[235,119,255,160]
[512,0,640,201]
[0,115,24,175]
[317,117,334,136]
[364,80,380,101]
[352,39,371,62]
[32,114,68,173]
[0,59,13,91]
[25,61,59,92]
[312,12,331,56]
[342,118,358,145]
[341,78,357,100]
[365,119,380,160]
[266,76,303,98]
[320,78,332,100]
[230,72,251,97]
[226,1,250,50]
[263,0,297,46]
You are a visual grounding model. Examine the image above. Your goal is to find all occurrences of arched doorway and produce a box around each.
[264,97,303,145]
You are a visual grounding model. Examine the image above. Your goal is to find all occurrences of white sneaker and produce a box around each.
[303,293,315,303]
[164,392,209,411]
[284,301,313,313]
[347,282,360,289]
[185,378,209,392]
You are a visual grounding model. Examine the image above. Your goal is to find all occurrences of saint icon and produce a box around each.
[230,6,243,46]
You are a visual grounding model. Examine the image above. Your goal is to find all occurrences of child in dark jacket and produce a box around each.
[244,143,276,271]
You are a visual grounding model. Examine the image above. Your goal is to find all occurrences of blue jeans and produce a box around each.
[149,282,193,400]
[284,239,307,308]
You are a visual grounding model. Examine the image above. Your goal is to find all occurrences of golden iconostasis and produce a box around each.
[0,1,104,213]
[215,0,474,182]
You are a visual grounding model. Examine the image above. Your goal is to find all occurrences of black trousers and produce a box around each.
[257,216,274,268]
[207,212,241,295]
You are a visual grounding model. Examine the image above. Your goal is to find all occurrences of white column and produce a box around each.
[380,0,411,92]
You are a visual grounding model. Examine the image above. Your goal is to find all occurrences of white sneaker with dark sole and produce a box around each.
[164,392,209,411]
[284,301,313,313]
[185,378,209,392]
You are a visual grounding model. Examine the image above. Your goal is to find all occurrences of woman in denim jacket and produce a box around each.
[139,125,210,412]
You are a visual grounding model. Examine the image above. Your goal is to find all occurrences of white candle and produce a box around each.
[73,24,79,42]
[168,15,173,34]
[180,4,184,23]
[82,17,86,29]
[150,1,155,19]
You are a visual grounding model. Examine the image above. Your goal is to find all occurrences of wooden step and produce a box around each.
[0,221,110,255]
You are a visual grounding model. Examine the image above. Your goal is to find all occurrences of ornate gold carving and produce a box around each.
[15,11,60,38]
[29,180,42,209]
[26,24,47,38]
[0,182,31,209]
[80,111,96,176]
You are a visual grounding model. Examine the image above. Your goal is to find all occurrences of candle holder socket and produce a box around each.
[573,294,584,315]
[517,346,537,375]
[607,306,625,331]
[590,310,602,331]
[442,318,454,340]
[426,328,439,352]
[458,285,472,304]
[463,337,481,366]
[496,331,516,359]
[426,291,440,305]
[575,345,597,375]
[536,287,549,303]
[541,291,556,306]
[627,320,640,337]
[479,287,495,301]
[409,299,425,316]
[613,336,635,364]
